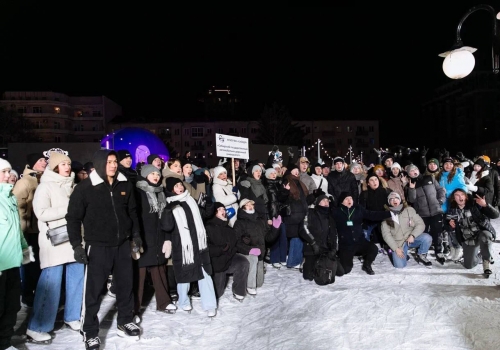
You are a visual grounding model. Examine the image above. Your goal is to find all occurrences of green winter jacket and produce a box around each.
[0,183,28,272]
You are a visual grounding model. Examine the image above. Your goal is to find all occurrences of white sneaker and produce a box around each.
[26,329,52,343]
[247,288,257,295]
[65,320,81,331]
[207,309,217,318]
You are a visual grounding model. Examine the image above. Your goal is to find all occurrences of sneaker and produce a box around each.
[65,320,81,331]
[415,254,433,267]
[117,322,141,339]
[362,263,375,275]
[207,309,217,318]
[84,336,101,350]
[247,288,257,295]
[26,329,52,344]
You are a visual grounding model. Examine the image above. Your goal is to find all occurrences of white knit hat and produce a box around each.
[0,158,12,170]
[391,162,401,170]
[265,168,277,178]
[213,166,227,179]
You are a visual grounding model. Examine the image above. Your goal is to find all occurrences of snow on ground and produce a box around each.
[11,218,500,350]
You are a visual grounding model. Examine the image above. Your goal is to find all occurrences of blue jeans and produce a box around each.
[177,267,217,311]
[270,223,287,264]
[391,233,432,269]
[28,262,84,332]
[287,237,303,267]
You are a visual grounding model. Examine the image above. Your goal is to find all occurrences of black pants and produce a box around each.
[0,268,21,350]
[82,240,133,339]
[21,232,40,304]
[212,254,250,298]
[338,241,378,274]
[423,214,443,253]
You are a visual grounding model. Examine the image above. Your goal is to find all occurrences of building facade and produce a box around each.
[0,91,122,143]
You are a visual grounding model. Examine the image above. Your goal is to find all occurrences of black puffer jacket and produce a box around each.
[327,170,359,206]
[264,178,289,219]
[67,150,139,248]
[406,174,445,217]
[305,206,337,256]
[232,209,268,261]
[206,216,237,273]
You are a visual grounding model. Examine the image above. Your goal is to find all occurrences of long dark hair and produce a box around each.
[285,174,308,200]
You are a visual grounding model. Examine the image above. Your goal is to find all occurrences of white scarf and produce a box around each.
[167,190,207,265]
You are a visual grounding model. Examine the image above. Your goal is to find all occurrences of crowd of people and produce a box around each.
[0,146,499,350]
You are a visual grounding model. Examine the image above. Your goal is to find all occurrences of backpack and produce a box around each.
[313,253,337,286]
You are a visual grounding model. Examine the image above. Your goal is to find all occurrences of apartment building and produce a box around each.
[0,91,122,143]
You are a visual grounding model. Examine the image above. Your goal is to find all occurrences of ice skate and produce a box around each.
[65,320,81,331]
[435,253,446,265]
[247,288,257,296]
[271,263,281,269]
[117,322,141,340]
[483,260,492,278]
[26,329,52,344]
[84,336,101,350]
[160,303,177,314]
[207,309,217,318]
[233,293,245,302]
[415,253,433,268]
[182,305,193,313]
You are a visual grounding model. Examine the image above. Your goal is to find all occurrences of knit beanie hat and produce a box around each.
[214,202,225,212]
[48,152,71,171]
[407,164,419,175]
[474,158,486,168]
[391,162,401,170]
[10,169,18,178]
[252,165,262,174]
[388,191,401,204]
[0,158,12,170]
[428,158,439,167]
[117,150,132,161]
[442,157,454,165]
[165,177,183,192]
[337,192,352,205]
[333,157,344,165]
[26,153,43,168]
[141,164,160,179]
[213,166,227,179]
[265,168,277,179]
[315,194,329,206]
[147,154,160,164]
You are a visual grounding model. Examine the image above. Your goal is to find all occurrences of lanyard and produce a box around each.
[342,207,355,221]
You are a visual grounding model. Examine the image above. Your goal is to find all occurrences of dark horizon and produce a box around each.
[1,2,498,150]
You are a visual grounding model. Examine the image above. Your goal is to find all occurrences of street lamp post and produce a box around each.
[439,4,500,79]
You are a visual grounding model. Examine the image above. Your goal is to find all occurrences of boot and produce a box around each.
[483,260,492,275]
[415,253,433,267]
[362,262,375,275]
[436,253,445,265]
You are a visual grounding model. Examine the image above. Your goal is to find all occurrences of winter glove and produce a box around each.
[242,236,251,245]
[226,207,236,220]
[22,246,35,265]
[456,152,465,161]
[74,246,88,264]
[194,172,206,184]
[132,235,143,253]
[311,241,320,255]
[249,248,261,256]
[328,249,337,260]
[287,147,294,158]
[232,186,239,193]
[313,188,325,198]
[222,242,230,252]
[197,193,207,208]
[272,215,282,228]
[131,241,141,260]
[162,240,172,259]
[420,146,428,157]
[466,183,478,193]
[167,201,181,210]
[442,148,450,157]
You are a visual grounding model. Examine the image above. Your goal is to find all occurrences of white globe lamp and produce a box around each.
[439,46,477,79]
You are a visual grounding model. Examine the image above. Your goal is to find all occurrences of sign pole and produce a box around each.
[232,158,236,185]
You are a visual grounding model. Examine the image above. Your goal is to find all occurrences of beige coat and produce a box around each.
[12,166,41,233]
[381,205,425,251]
[32,169,76,269]
[161,167,206,201]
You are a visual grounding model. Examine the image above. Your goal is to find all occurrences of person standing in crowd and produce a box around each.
[327,157,358,207]
[118,150,138,185]
[8,169,18,185]
[161,178,217,318]
[0,158,33,350]
[133,165,176,322]
[13,152,47,307]
[212,166,240,227]
[66,150,142,349]
[26,151,83,344]
[147,154,162,170]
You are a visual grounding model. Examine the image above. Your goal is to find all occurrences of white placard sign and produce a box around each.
[215,133,249,159]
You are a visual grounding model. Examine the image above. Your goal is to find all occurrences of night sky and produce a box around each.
[0,1,498,148]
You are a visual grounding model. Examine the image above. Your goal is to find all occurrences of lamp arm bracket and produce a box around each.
[455,4,498,46]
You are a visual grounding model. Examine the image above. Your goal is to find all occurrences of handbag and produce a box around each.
[46,224,70,246]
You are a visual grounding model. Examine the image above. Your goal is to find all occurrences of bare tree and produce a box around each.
[256,103,305,146]
[0,108,38,146]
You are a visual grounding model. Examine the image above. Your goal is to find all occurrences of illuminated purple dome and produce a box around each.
[100,127,169,169]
